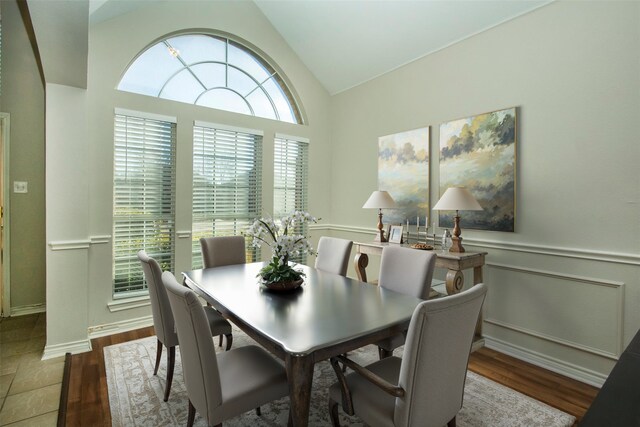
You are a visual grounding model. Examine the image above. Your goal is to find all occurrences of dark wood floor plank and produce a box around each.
[64,328,598,424]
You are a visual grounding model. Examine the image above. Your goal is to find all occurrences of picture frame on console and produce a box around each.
[388,225,404,244]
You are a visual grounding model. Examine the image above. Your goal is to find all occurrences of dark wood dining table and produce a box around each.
[182,262,423,427]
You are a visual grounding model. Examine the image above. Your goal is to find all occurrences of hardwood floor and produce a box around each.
[63,327,599,426]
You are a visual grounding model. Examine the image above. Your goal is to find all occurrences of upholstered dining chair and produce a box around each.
[328,283,487,427]
[200,235,246,268]
[162,271,290,427]
[315,236,353,277]
[376,246,436,359]
[137,250,233,402]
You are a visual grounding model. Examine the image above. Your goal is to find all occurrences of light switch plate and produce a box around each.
[13,181,28,193]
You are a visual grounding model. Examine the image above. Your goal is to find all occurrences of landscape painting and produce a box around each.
[439,107,516,232]
[378,127,429,226]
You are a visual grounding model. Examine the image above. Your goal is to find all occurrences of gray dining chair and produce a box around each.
[200,235,246,268]
[162,271,290,427]
[137,250,233,402]
[376,245,436,359]
[315,236,353,277]
[328,283,487,427]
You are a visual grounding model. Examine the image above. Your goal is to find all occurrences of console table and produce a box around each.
[353,241,487,346]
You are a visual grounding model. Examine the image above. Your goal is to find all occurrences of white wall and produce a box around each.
[44,0,332,356]
[329,0,640,385]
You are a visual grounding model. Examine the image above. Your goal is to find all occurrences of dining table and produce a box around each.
[182,261,423,427]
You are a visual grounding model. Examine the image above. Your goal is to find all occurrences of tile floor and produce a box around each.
[0,313,62,426]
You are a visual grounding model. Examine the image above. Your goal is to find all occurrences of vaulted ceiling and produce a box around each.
[27,0,552,93]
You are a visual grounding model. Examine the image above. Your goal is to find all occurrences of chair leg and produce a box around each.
[187,400,196,427]
[218,335,223,347]
[378,346,392,360]
[154,339,163,375]
[447,416,457,427]
[329,398,341,427]
[225,333,233,351]
[255,406,261,416]
[163,346,176,402]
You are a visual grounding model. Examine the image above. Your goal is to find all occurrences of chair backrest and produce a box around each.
[378,246,436,299]
[200,236,246,268]
[314,236,353,276]
[394,283,487,427]
[137,250,178,347]
[162,271,223,423]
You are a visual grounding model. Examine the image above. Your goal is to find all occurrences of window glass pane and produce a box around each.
[113,114,176,296]
[228,67,258,97]
[246,88,277,121]
[118,43,183,96]
[228,43,271,84]
[118,33,301,124]
[263,77,295,123]
[192,125,262,269]
[191,63,226,89]
[167,34,226,65]
[196,88,251,115]
[160,69,204,104]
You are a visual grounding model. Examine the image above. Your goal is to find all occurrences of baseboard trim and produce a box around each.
[484,335,607,387]
[88,315,154,339]
[10,303,46,317]
[43,339,92,360]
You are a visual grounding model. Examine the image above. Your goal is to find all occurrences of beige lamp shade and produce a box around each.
[362,190,397,209]
[433,187,482,211]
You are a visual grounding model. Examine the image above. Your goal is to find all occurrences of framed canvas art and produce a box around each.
[378,127,430,226]
[439,107,517,232]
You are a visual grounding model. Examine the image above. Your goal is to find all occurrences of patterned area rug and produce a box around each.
[105,327,576,427]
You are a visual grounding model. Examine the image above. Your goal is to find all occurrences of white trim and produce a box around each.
[107,294,151,312]
[314,223,640,266]
[43,339,92,360]
[1,113,10,317]
[193,120,264,136]
[88,315,154,339]
[90,235,111,244]
[275,133,310,144]
[48,240,91,251]
[487,262,625,357]
[176,230,192,239]
[10,303,46,317]
[463,237,640,266]
[485,335,607,387]
[114,108,177,123]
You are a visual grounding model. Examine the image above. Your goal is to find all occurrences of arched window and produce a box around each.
[118,34,302,124]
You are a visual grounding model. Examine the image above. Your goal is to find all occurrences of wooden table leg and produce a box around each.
[285,354,314,427]
[354,252,369,283]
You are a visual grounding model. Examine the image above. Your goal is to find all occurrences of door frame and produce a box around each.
[1,112,11,317]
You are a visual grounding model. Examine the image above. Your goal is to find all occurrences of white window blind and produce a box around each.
[274,135,309,264]
[113,113,176,296]
[192,124,263,268]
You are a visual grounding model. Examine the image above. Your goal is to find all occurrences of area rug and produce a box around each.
[105,327,575,427]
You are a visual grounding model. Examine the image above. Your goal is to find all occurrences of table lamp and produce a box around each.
[362,190,397,242]
[432,187,482,252]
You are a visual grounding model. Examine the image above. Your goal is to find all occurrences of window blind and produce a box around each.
[274,135,309,264]
[192,124,263,268]
[113,113,176,296]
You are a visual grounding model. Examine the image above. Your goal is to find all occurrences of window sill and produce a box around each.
[107,295,151,313]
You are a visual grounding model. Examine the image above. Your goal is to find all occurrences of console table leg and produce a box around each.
[445,269,464,295]
[354,253,369,283]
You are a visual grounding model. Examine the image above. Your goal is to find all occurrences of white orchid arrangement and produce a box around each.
[246,211,318,284]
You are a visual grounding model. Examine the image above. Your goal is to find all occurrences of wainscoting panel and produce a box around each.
[484,263,624,359]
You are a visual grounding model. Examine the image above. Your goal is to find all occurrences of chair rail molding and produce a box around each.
[90,235,111,244]
[310,224,640,266]
[48,239,91,251]
[176,230,192,239]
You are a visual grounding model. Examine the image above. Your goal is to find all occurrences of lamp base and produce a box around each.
[374,229,388,243]
[449,236,465,253]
